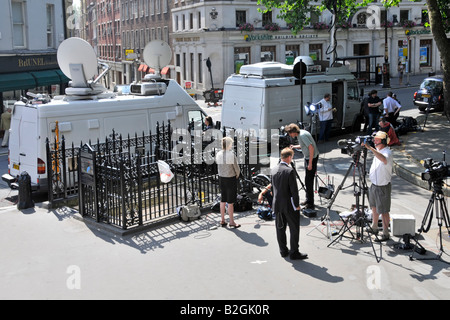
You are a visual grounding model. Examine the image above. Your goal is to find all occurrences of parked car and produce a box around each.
[413,76,444,112]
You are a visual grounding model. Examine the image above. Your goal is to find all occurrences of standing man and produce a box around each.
[285,123,319,210]
[383,91,401,127]
[366,90,382,135]
[271,147,307,260]
[362,131,393,242]
[317,93,336,143]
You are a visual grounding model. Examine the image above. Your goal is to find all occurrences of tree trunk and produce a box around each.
[427,0,450,117]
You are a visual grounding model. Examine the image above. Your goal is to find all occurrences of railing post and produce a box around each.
[136,154,143,226]
[46,138,54,208]
[119,157,127,230]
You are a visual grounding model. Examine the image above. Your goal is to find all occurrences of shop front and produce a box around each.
[0,53,69,111]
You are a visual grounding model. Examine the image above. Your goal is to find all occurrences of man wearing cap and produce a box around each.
[362,131,393,242]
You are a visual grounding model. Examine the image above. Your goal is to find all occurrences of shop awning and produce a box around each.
[0,69,70,92]
[161,66,169,75]
[0,72,36,92]
[30,70,62,87]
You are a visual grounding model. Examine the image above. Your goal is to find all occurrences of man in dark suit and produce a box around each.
[271,148,308,260]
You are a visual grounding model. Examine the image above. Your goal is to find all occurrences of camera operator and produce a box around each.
[361,131,393,242]
[285,123,319,210]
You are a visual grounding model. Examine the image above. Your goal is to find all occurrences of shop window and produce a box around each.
[285,45,299,65]
[261,46,276,62]
[419,39,432,67]
[309,44,322,61]
[234,47,250,73]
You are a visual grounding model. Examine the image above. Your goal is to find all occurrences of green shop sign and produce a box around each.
[405,29,431,35]
[244,33,319,42]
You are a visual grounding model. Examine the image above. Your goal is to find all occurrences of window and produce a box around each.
[309,44,323,61]
[198,53,203,83]
[236,10,246,27]
[234,47,251,73]
[46,4,55,48]
[12,1,26,47]
[419,39,432,67]
[421,10,429,25]
[400,10,409,23]
[347,82,359,100]
[262,11,272,26]
[285,45,299,65]
[261,45,276,62]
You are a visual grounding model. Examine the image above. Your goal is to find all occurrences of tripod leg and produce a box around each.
[423,102,431,129]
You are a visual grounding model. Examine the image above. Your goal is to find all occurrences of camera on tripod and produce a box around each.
[337,135,373,156]
[421,158,450,182]
[274,122,304,150]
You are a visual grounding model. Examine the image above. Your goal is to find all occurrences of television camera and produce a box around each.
[421,157,450,183]
[337,135,374,156]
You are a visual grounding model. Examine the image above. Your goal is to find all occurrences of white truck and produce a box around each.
[221,60,363,138]
[2,77,207,192]
[2,39,208,192]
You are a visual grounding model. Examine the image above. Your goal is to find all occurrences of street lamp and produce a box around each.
[382,8,390,88]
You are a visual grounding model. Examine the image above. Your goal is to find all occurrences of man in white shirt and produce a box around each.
[317,93,335,142]
[362,131,393,241]
[383,91,401,127]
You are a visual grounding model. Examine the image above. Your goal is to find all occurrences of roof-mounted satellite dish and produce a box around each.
[57,37,98,88]
[142,40,172,74]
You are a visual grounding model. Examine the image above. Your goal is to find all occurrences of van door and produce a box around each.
[221,86,263,133]
[345,80,361,129]
[332,81,345,129]
[9,106,39,182]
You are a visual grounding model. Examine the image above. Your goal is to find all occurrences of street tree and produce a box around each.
[257,0,450,117]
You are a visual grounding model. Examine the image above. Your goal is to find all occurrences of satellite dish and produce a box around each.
[57,37,98,87]
[142,40,172,72]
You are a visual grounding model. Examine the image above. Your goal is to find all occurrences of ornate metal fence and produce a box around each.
[46,122,264,230]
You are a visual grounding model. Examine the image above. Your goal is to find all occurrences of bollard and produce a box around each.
[17,172,34,210]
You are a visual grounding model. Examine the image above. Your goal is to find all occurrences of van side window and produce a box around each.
[188,110,205,131]
[347,82,359,100]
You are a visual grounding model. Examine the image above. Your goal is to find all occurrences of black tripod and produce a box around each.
[327,147,382,263]
[410,179,450,264]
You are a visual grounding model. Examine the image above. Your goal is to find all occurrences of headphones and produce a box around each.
[374,131,390,146]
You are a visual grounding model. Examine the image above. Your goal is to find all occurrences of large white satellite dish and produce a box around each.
[142,40,172,73]
[57,37,98,88]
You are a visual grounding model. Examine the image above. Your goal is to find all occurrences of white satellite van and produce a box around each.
[2,38,207,191]
[221,60,363,138]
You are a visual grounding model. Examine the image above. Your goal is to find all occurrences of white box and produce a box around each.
[391,214,416,236]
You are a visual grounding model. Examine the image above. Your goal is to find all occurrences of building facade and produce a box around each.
[119,0,173,84]
[171,0,445,94]
[0,0,72,109]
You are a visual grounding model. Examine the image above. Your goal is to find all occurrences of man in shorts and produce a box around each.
[362,131,393,242]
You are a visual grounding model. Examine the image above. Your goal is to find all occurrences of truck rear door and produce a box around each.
[9,105,39,183]
[222,85,263,134]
